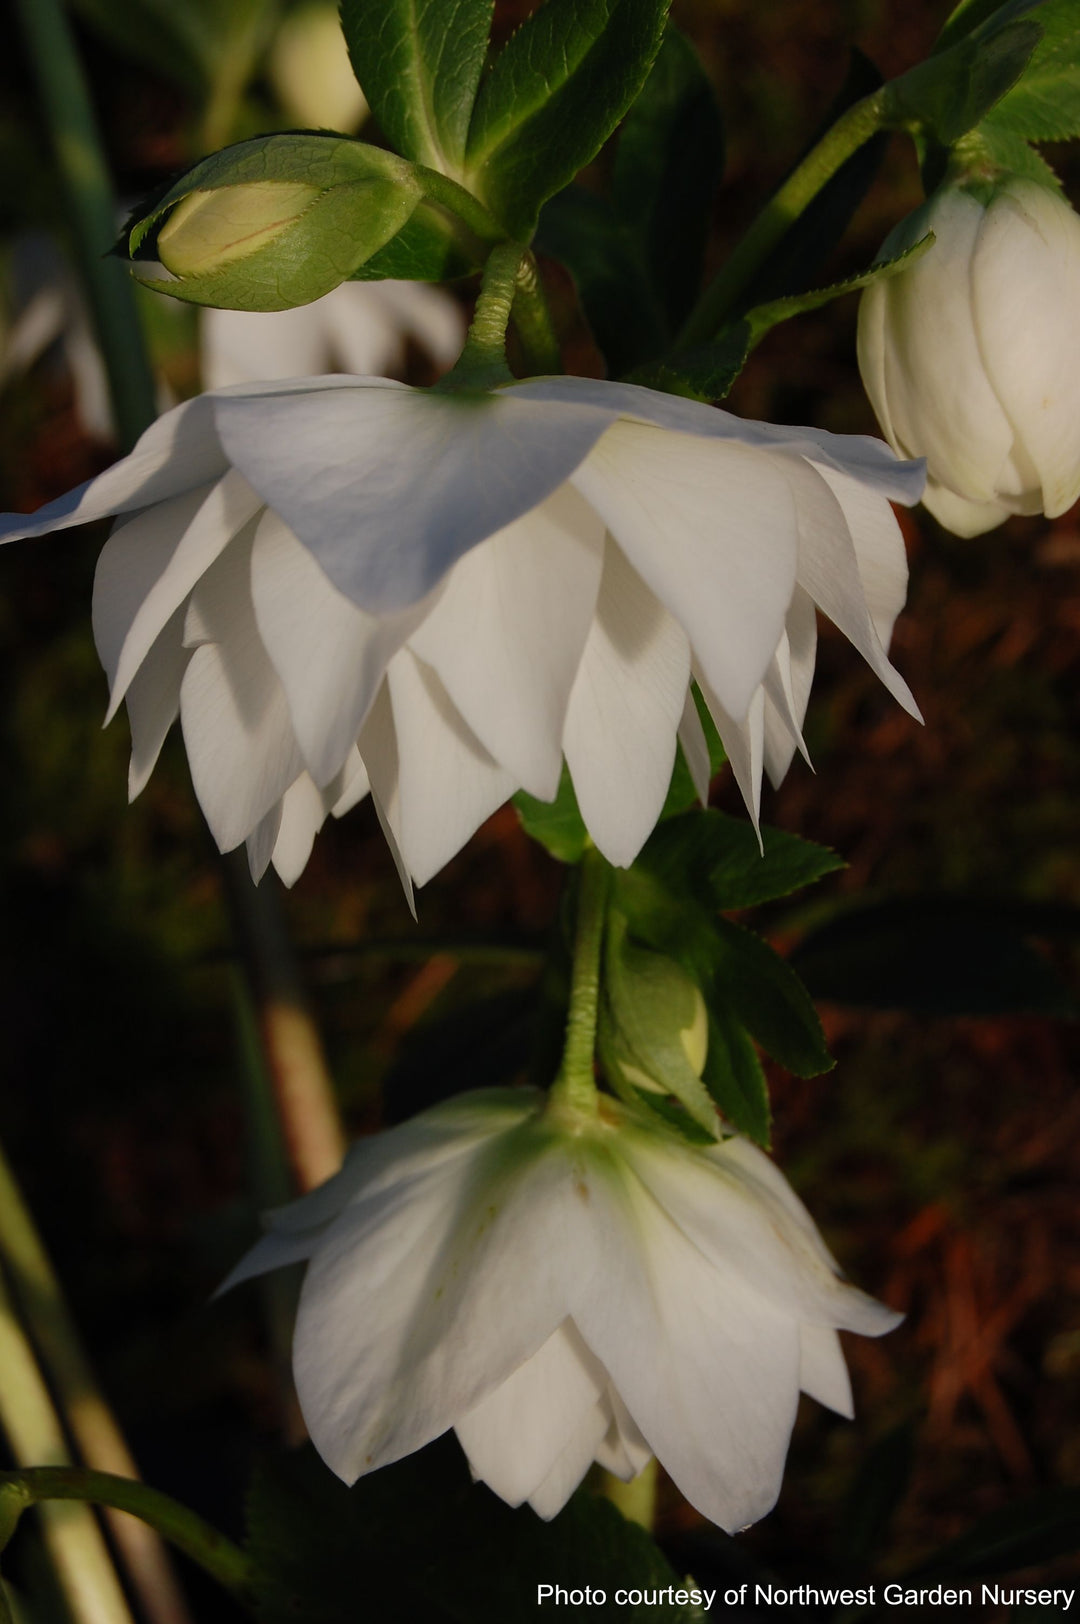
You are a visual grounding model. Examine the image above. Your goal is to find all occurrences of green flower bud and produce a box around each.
[157,181,321,277]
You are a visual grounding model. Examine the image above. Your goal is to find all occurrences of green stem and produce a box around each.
[437,241,527,390]
[0,1143,195,1624]
[13,0,157,451]
[548,851,611,1117]
[0,1271,135,1624]
[0,1471,252,1607]
[677,86,890,348]
[511,252,562,375]
[413,166,506,247]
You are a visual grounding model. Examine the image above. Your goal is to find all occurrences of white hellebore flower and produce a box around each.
[222,1088,901,1529]
[0,376,922,894]
[858,176,1080,537]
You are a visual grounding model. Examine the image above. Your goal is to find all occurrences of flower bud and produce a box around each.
[157,182,321,277]
[858,175,1080,536]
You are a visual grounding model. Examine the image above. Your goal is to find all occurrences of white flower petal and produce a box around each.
[0,394,227,544]
[455,1321,606,1508]
[408,485,604,799]
[179,534,305,850]
[97,471,263,719]
[920,478,1014,537]
[527,1400,611,1520]
[385,651,516,887]
[123,603,188,799]
[677,690,711,807]
[570,1169,800,1532]
[762,587,817,789]
[355,681,416,913]
[974,182,1080,519]
[251,507,429,786]
[359,281,465,370]
[201,305,330,391]
[798,1324,853,1418]
[246,801,283,883]
[271,772,331,887]
[572,424,799,721]
[698,674,764,831]
[563,542,690,866]
[214,381,616,613]
[294,1129,599,1482]
[593,1389,653,1481]
[783,456,920,720]
[509,377,925,507]
[810,464,909,653]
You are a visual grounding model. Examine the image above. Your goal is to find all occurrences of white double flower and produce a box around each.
[224,1088,900,1530]
[0,376,922,893]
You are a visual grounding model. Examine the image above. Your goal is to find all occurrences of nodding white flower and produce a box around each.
[858,177,1080,537]
[200,281,465,391]
[0,375,921,894]
[222,1088,900,1529]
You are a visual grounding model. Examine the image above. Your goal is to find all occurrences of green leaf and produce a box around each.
[535,185,668,376]
[126,135,422,310]
[701,1005,771,1146]
[630,318,752,401]
[935,0,1049,56]
[963,121,1063,188]
[739,235,933,348]
[352,200,485,280]
[885,16,1044,145]
[790,898,1079,1017]
[611,27,724,335]
[638,810,845,912]
[339,0,494,174]
[979,0,1080,140]
[247,1442,698,1624]
[711,918,833,1078]
[464,0,671,237]
[513,767,590,864]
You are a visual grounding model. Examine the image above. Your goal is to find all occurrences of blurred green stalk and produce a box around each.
[0,1144,195,1624]
[0,1267,134,1624]
[13,0,157,450]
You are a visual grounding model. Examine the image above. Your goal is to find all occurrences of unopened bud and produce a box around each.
[157,182,321,277]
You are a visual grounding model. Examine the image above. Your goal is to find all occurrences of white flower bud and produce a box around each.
[858,176,1080,537]
[157,181,321,278]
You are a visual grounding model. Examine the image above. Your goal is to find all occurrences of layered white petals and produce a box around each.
[2,373,920,891]
[226,1089,901,1531]
[858,178,1080,536]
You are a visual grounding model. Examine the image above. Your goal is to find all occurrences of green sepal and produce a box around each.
[126,135,423,310]
[700,1004,771,1149]
[601,909,719,1137]
[884,10,1044,146]
[340,0,493,175]
[636,809,845,912]
[463,0,671,238]
[710,917,833,1079]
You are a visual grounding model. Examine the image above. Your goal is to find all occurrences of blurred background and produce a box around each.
[0,0,1077,1616]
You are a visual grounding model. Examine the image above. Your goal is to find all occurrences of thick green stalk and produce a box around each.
[13,0,157,450]
[0,1271,135,1624]
[0,1471,252,1607]
[548,851,611,1117]
[0,1145,194,1624]
[677,86,891,348]
[511,253,562,376]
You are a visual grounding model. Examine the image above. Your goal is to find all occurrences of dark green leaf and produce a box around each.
[907,1486,1080,1580]
[960,123,1063,189]
[630,320,752,401]
[711,918,833,1078]
[979,0,1080,140]
[701,1005,771,1146]
[611,27,723,334]
[340,0,493,172]
[513,767,590,863]
[790,898,1079,1017]
[247,1441,698,1624]
[741,235,934,347]
[639,810,845,913]
[535,185,667,376]
[885,18,1043,146]
[464,0,671,237]
[935,0,1049,56]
